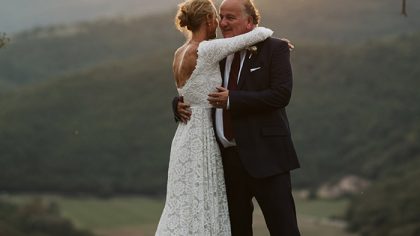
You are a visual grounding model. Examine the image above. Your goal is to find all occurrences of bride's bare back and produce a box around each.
[173,43,199,89]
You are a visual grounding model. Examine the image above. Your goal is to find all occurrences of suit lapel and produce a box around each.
[238,51,253,89]
[238,40,265,89]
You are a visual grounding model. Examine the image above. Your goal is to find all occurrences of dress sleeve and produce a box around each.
[198,27,273,63]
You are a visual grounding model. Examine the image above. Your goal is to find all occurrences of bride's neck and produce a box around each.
[189,28,208,44]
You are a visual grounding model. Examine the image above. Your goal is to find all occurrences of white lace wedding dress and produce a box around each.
[155,27,273,236]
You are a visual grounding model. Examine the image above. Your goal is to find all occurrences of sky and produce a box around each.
[0,0,179,33]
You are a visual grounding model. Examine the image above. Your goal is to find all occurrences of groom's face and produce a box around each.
[219,0,254,38]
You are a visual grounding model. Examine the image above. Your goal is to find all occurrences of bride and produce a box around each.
[155,0,272,235]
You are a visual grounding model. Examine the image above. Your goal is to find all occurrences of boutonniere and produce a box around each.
[246,46,258,59]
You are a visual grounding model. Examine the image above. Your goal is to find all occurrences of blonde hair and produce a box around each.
[175,0,216,32]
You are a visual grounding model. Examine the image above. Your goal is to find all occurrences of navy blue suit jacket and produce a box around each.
[219,37,300,178]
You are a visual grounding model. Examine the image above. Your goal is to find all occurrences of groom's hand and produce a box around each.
[281,38,295,51]
[208,87,229,109]
[177,97,191,123]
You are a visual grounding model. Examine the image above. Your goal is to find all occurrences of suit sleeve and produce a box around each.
[229,40,293,113]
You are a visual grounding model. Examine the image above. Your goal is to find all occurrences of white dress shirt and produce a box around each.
[215,50,246,148]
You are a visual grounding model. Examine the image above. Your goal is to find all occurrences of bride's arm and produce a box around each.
[198,27,273,63]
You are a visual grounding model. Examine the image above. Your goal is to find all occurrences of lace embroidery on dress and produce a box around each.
[155,27,273,236]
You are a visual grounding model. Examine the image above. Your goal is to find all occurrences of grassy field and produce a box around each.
[0,194,357,236]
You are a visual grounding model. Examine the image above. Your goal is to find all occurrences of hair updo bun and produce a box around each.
[175,0,215,32]
[177,8,190,29]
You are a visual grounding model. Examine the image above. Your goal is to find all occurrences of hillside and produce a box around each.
[258,0,420,43]
[0,199,93,236]
[0,31,419,195]
[1,3,419,235]
[0,51,176,195]
[1,0,419,87]
[346,158,420,236]
[2,0,418,36]
[0,13,182,86]
[290,32,420,185]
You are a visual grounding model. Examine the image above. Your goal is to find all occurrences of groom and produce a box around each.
[173,0,300,235]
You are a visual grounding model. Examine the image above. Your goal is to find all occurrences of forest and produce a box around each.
[0,0,419,235]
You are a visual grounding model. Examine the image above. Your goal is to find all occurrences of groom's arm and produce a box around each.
[229,39,293,113]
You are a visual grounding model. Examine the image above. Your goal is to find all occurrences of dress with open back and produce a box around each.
[155,27,273,236]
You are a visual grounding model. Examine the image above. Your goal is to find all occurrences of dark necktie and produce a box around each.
[223,52,240,141]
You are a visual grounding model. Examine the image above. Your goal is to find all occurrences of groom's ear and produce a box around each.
[245,16,255,31]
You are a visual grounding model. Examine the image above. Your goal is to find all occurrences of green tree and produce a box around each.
[346,161,420,236]
[0,33,10,48]
[0,198,93,236]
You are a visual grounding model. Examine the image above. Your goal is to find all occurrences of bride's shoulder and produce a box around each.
[196,38,222,52]
[174,43,199,58]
